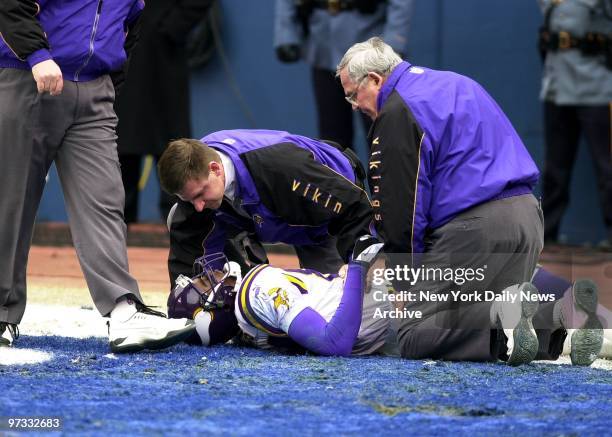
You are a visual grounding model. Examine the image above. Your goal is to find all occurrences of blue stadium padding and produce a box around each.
[36,0,606,243]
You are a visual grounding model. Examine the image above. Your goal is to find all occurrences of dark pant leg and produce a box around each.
[397,194,543,361]
[119,154,141,224]
[0,69,69,324]
[119,154,178,224]
[578,105,612,241]
[401,301,566,362]
[167,201,213,286]
[542,102,582,241]
[399,302,499,362]
[531,300,567,360]
[294,236,344,275]
[311,67,355,150]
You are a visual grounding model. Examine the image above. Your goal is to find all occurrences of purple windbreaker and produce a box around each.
[369,61,540,255]
[198,129,372,263]
[0,0,144,81]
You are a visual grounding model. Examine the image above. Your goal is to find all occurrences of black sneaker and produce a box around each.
[0,322,19,347]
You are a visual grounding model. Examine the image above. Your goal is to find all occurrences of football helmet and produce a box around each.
[167,253,242,319]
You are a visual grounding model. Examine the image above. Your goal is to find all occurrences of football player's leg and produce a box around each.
[553,280,604,365]
[532,266,610,361]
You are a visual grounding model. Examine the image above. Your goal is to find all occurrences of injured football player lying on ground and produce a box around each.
[168,236,401,356]
[167,241,610,363]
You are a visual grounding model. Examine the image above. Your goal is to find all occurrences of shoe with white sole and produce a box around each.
[492,282,540,366]
[108,305,195,353]
[0,322,19,347]
[564,279,603,366]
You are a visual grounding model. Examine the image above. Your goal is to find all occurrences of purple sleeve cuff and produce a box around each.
[27,48,52,68]
[287,262,364,356]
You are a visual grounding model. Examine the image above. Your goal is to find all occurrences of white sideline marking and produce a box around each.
[19,304,106,338]
[4,305,612,370]
[539,356,612,370]
[0,348,53,366]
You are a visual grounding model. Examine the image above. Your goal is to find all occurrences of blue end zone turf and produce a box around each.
[1,335,611,435]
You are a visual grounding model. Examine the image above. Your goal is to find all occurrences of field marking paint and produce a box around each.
[0,348,53,366]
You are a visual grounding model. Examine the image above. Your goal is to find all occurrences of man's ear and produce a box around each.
[368,72,384,87]
[209,161,222,176]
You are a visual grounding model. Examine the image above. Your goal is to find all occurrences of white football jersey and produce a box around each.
[234,264,396,355]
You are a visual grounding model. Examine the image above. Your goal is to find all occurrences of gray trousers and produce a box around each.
[0,69,141,324]
[396,194,545,361]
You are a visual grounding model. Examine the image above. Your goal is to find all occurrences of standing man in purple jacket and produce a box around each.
[336,37,591,365]
[0,0,195,352]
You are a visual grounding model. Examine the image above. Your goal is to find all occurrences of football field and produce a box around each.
[1,246,611,435]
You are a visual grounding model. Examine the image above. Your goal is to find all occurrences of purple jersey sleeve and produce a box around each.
[287,262,364,356]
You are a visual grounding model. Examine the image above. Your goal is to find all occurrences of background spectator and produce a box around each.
[538,0,612,248]
[115,0,215,224]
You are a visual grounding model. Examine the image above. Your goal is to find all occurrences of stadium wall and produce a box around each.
[36,0,607,244]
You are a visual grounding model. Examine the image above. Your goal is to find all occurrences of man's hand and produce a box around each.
[31,59,63,96]
[275,44,301,63]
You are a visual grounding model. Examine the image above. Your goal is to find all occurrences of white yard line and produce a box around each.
[1,304,611,369]
[0,348,53,366]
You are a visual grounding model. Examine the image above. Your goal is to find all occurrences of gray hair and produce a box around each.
[336,37,402,82]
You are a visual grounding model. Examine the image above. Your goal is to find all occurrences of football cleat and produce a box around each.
[108,304,195,353]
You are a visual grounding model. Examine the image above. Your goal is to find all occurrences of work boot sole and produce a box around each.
[570,279,603,366]
[507,283,540,366]
[110,323,196,354]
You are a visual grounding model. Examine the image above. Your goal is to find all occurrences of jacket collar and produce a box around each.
[207,143,259,204]
[377,61,411,112]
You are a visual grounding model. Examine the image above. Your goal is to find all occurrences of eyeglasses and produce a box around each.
[344,75,368,106]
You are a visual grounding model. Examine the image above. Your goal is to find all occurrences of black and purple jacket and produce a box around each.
[369,61,540,256]
[199,129,373,263]
[0,0,144,82]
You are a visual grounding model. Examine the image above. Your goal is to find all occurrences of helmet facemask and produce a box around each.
[168,253,240,319]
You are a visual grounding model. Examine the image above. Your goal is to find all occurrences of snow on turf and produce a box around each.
[19,303,106,338]
[3,303,611,369]
[0,348,53,365]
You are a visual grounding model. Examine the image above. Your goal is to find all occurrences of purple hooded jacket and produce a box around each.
[368,61,540,255]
